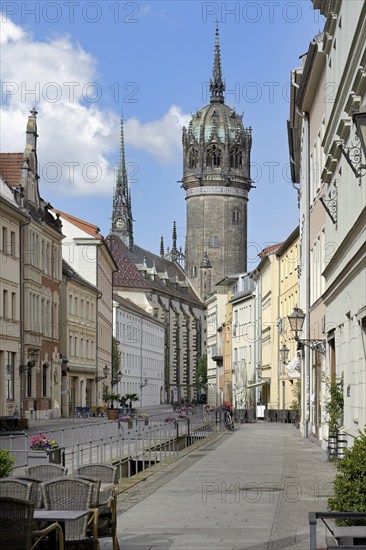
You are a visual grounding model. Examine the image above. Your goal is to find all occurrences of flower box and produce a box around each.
[27,448,61,466]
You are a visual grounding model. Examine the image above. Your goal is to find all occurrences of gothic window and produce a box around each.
[208,236,220,248]
[190,266,197,277]
[188,147,198,169]
[232,210,240,224]
[230,146,242,169]
[206,145,221,167]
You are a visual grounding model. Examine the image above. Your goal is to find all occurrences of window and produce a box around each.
[188,147,198,169]
[3,289,8,317]
[232,210,240,224]
[190,265,197,277]
[2,226,7,253]
[42,364,47,397]
[10,231,16,256]
[208,235,220,248]
[230,146,242,169]
[6,352,15,400]
[11,292,16,320]
[206,145,221,167]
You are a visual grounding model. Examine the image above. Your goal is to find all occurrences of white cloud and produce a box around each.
[0,16,189,196]
[126,106,191,164]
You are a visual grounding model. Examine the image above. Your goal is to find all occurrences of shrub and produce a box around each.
[0,449,15,478]
[327,427,366,525]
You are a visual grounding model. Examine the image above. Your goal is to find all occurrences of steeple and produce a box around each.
[111,114,133,249]
[210,22,225,103]
[171,220,177,261]
[160,236,164,258]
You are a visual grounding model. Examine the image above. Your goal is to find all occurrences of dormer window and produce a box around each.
[206,145,221,167]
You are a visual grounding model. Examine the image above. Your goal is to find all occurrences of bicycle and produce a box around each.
[224,410,234,431]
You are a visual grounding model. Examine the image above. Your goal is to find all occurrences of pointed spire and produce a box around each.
[210,21,225,103]
[117,112,128,196]
[160,236,164,258]
[171,220,177,261]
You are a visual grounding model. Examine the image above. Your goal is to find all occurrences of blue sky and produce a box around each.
[1,1,324,267]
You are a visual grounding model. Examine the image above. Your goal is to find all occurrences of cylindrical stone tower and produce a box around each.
[182,25,253,300]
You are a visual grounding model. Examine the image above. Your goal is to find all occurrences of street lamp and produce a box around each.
[95,365,110,383]
[112,370,122,386]
[140,378,148,389]
[339,104,366,177]
[279,344,290,364]
[287,307,326,355]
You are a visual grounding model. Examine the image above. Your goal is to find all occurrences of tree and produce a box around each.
[196,354,207,385]
[112,336,121,386]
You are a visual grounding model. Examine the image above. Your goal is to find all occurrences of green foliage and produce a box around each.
[290,380,301,415]
[112,336,121,385]
[124,393,139,403]
[102,384,121,409]
[324,374,344,434]
[327,427,366,526]
[0,448,15,478]
[196,354,207,386]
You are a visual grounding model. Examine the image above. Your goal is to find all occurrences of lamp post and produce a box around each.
[287,307,326,355]
[112,370,122,386]
[19,349,39,422]
[140,377,148,407]
[339,104,366,177]
[95,364,110,383]
[279,344,290,365]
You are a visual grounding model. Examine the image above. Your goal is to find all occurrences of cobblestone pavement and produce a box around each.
[100,422,336,550]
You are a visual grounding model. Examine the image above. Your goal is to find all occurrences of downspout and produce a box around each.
[277,254,281,409]
[296,106,311,439]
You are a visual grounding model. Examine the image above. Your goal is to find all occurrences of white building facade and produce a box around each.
[113,295,165,407]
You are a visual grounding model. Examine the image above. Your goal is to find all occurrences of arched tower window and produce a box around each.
[188,147,198,169]
[232,210,240,224]
[230,146,242,169]
[206,145,221,167]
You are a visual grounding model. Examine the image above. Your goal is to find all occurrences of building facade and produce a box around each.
[0,110,64,420]
[113,294,165,407]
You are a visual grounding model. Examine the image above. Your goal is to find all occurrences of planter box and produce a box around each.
[334,526,366,545]
[28,448,61,466]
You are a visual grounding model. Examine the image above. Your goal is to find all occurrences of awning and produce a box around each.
[286,356,300,379]
[246,378,270,389]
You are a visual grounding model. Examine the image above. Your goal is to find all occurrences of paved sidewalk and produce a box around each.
[104,422,335,550]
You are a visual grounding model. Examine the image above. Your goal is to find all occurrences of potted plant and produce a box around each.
[137,413,149,426]
[124,393,139,415]
[103,385,121,420]
[324,375,344,460]
[29,434,61,465]
[119,414,133,429]
[0,449,15,478]
[327,427,366,545]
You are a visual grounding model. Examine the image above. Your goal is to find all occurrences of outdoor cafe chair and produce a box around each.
[8,476,44,509]
[0,496,64,550]
[74,464,119,550]
[26,463,68,481]
[42,476,98,549]
[0,478,32,500]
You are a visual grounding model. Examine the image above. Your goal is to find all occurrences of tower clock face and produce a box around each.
[115,218,125,229]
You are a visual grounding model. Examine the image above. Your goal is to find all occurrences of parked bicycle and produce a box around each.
[224,409,234,431]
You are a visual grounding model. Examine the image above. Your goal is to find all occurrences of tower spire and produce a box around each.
[160,236,164,258]
[210,21,225,103]
[171,221,177,261]
[112,113,133,249]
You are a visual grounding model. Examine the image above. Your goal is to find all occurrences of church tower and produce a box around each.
[182,24,253,299]
[111,115,133,249]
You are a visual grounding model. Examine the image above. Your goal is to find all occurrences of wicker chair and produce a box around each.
[0,478,32,500]
[12,476,44,508]
[42,477,98,549]
[0,496,64,550]
[75,464,119,550]
[25,463,68,481]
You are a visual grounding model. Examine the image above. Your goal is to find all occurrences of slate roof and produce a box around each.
[0,153,23,186]
[106,234,203,306]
